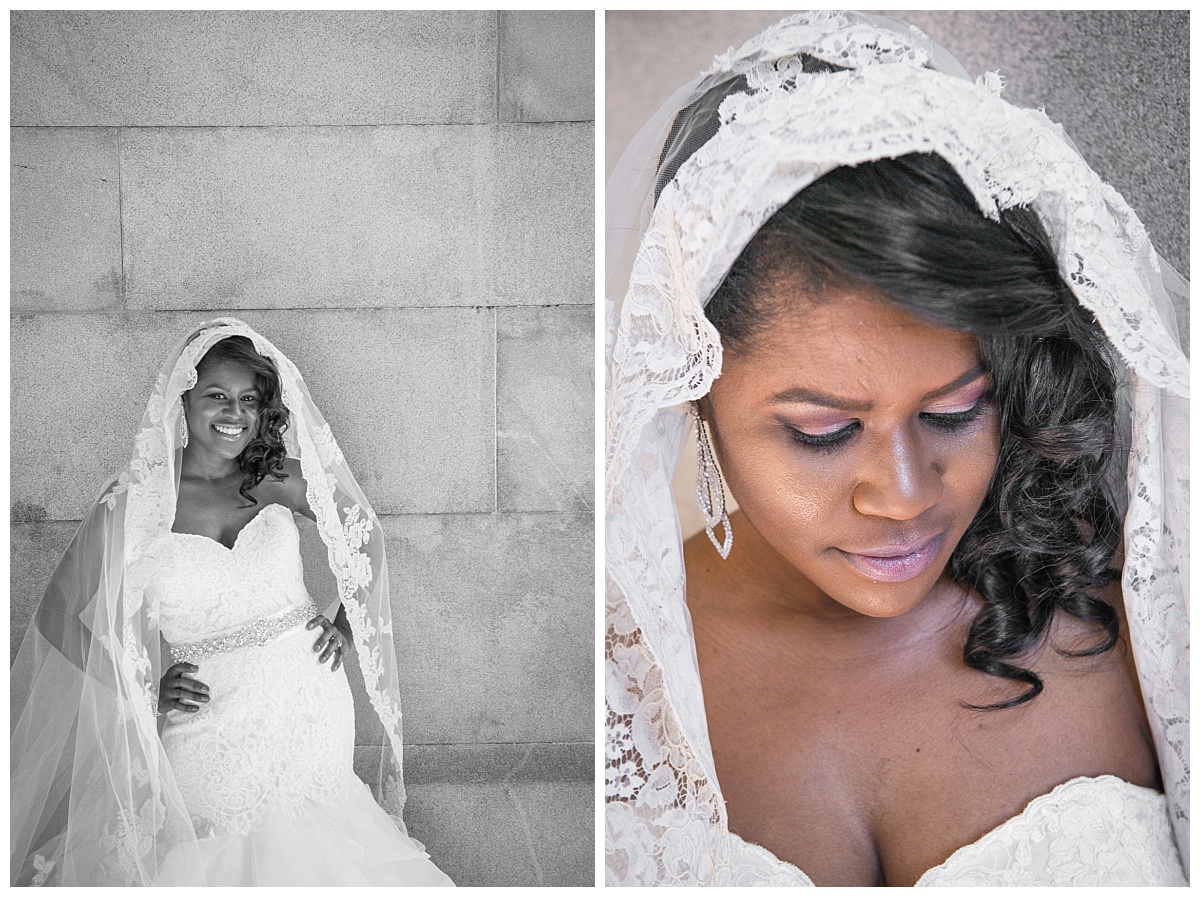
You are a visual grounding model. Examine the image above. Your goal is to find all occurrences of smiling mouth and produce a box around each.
[837,532,946,583]
[213,424,246,437]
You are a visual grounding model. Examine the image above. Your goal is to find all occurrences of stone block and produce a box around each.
[497,307,594,512]
[11,315,166,521]
[386,512,593,745]
[10,523,78,666]
[404,740,590,784]
[11,10,496,126]
[353,742,592,886]
[11,128,123,312]
[500,11,595,123]
[403,742,593,886]
[11,310,494,520]
[492,123,594,306]
[119,124,594,310]
[121,126,504,310]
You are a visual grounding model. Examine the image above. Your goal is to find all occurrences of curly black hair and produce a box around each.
[703,152,1123,710]
[192,335,290,506]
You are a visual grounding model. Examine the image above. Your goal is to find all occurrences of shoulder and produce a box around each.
[962,583,1159,792]
[1037,590,1155,775]
[258,458,313,518]
[878,585,1160,876]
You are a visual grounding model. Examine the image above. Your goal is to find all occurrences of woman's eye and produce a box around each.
[788,421,861,450]
[921,398,987,431]
[241,395,259,404]
[207,392,225,401]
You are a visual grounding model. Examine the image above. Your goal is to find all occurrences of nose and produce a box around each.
[852,428,943,521]
[221,396,248,419]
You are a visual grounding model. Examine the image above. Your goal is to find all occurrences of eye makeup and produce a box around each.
[787,420,861,450]
[781,376,993,451]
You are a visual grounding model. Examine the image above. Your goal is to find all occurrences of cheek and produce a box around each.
[959,418,1002,500]
[710,424,841,532]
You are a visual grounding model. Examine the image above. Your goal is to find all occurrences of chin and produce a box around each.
[821,558,950,618]
[846,587,930,618]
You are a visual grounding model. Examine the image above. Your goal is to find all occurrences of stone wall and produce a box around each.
[11,10,594,886]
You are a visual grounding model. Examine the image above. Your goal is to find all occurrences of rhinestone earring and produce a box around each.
[694,404,732,559]
[179,414,189,448]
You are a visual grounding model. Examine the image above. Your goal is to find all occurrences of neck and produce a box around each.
[180,446,242,483]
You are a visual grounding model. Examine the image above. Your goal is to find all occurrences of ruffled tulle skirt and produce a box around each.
[155,626,453,886]
[155,777,453,886]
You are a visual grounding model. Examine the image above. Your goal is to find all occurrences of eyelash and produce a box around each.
[788,398,988,451]
[207,392,258,403]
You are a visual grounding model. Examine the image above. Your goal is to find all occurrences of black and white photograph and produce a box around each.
[11,10,593,887]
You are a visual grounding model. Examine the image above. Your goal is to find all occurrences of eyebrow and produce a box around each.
[198,381,260,394]
[766,363,987,410]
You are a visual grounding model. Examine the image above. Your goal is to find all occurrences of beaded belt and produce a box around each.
[169,599,317,663]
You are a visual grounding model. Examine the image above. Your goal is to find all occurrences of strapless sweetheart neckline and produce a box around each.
[170,502,291,552]
[728,774,1177,886]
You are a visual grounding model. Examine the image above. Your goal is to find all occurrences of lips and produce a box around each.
[213,424,246,438]
[837,532,946,583]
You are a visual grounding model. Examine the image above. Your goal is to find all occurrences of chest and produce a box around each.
[691,609,1052,886]
[173,481,281,548]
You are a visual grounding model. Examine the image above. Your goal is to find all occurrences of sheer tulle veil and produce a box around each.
[11,317,411,885]
[604,11,1188,885]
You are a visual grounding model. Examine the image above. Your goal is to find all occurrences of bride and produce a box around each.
[605,12,1188,887]
[11,319,454,886]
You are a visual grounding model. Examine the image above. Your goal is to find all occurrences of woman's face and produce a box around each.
[704,286,1001,618]
[183,357,262,462]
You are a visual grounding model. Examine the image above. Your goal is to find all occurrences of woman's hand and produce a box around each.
[307,611,352,672]
[159,662,210,714]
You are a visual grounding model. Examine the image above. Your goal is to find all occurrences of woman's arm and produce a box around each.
[273,458,357,671]
[272,457,315,521]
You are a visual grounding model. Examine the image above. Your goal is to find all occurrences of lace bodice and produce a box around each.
[148,503,310,643]
[143,502,354,837]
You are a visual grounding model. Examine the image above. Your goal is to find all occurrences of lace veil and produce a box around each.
[605,12,1189,885]
[11,318,410,885]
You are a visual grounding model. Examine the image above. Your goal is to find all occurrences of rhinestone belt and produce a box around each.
[169,599,317,663]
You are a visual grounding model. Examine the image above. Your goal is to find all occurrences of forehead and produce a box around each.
[194,357,260,390]
[723,286,981,393]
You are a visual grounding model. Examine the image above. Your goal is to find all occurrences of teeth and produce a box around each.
[214,425,244,436]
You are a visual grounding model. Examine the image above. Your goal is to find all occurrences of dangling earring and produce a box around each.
[694,403,732,560]
[179,414,189,448]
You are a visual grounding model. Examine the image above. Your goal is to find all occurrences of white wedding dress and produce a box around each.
[143,502,453,886]
[725,776,1186,886]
